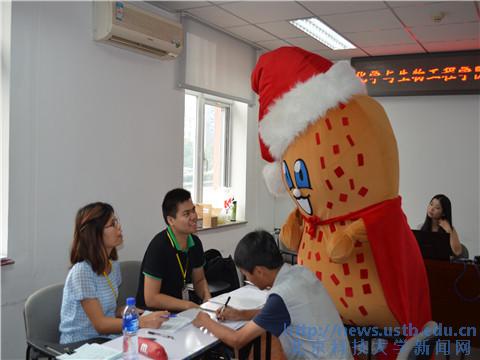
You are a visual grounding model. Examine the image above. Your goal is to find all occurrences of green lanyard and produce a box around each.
[166,227,189,285]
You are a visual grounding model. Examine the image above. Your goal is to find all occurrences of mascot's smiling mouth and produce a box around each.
[294,194,312,216]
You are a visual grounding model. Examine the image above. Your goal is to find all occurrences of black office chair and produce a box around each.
[118,260,142,306]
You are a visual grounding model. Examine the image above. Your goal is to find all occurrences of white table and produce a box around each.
[104,285,269,359]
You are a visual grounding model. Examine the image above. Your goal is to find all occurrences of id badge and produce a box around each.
[182,285,189,301]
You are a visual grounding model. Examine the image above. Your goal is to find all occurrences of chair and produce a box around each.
[23,283,64,359]
[118,260,142,307]
[396,321,438,360]
[458,244,469,259]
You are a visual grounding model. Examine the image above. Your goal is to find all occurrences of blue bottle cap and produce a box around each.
[126,297,136,306]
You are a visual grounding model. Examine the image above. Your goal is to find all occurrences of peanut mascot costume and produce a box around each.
[252,47,431,357]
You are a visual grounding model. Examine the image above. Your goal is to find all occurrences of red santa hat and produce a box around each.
[251,46,366,196]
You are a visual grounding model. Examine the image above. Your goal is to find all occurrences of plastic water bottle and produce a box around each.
[122,297,139,360]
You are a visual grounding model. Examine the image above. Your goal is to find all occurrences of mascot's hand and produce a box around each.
[326,219,367,263]
[280,208,304,252]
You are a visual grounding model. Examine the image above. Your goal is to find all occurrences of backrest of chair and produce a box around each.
[396,321,438,360]
[118,261,141,307]
[24,283,64,342]
[205,255,240,293]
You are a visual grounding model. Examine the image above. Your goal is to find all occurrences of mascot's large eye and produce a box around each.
[294,159,311,189]
[282,161,294,190]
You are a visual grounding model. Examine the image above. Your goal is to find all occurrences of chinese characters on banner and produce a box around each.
[356,65,480,85]
[351,51,480,96]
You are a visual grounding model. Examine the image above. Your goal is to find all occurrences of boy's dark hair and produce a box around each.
[162,188,192,224]
[234,230,284,273]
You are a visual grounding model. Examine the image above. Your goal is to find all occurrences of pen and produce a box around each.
[220,296,231,316]
[147,330,175,340]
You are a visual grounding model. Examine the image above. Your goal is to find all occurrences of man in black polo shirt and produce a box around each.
[136,188,211,311]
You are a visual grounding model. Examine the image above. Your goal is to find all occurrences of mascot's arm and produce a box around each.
[326,219,367,263]
[280,208,304,252]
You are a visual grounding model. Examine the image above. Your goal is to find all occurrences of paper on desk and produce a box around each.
[158,308,201,333]
[57,343,122,360]
[200,301,222,313]
[210,288,268,310]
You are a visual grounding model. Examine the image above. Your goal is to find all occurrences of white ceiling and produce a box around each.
[150,1,480,60]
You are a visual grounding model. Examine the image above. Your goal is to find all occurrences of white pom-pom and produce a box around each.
[262,162,287,196]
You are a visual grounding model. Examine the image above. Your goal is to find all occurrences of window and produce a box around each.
[183,92,232,206]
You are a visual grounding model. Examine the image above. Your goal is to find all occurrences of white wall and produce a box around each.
[381,95,479,256]
[274,95,480,256]
[1,2,274,359]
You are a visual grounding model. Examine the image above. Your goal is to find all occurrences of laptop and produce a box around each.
[412,230,452,261]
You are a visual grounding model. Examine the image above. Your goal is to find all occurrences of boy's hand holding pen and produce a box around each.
[216,296,243,321]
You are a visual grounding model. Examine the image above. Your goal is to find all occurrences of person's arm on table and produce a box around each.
[82,298,168,334]
[192,267,211,302]
[193,312,264,349]
[144,275,198,311]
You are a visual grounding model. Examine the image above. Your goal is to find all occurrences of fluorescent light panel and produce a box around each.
[289,17,356,50]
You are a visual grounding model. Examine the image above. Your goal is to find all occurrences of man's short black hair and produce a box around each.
[162,188,192,224]
[234,230,284,273]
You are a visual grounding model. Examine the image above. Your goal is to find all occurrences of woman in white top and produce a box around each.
[60,202,168,344]
[419,194,463,257]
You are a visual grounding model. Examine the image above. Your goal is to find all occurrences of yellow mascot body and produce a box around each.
[252,47,431,334]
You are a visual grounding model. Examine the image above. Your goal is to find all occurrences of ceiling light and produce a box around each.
[289,17,356,50]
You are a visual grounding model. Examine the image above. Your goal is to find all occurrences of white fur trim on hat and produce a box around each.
[259,61,366,161]
[262,162,287,196]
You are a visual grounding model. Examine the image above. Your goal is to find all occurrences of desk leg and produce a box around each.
[253,336,261,360]
[367,337,372,360]
[265,332,271,360]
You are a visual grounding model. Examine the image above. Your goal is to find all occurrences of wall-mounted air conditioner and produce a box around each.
[93,1,183,60]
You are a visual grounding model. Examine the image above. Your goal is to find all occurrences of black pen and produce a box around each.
[147,330,175,340]
[220,296,231,317]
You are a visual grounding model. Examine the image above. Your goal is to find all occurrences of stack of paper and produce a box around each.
[210,287,268,310]
[57,343,122,360]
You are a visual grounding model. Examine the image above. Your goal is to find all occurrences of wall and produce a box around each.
[1,2,273,359]
[274,94,480,256]
[381,95,479,256]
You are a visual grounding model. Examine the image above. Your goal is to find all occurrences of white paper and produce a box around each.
[209,287,268,310]
[57,343,122,360]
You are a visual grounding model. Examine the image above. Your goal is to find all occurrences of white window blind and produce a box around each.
[179,17,256,105]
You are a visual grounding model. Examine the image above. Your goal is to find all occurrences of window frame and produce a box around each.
[185,91,233,204]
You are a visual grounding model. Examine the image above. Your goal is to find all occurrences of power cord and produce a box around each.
[451,258,480,302]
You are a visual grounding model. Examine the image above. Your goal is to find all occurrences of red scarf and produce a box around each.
[303,197,432,331]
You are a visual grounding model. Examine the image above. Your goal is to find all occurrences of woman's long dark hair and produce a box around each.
[420,194,453,233]
[70,202,118,275]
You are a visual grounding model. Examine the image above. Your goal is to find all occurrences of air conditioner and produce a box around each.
[93,1,183,60]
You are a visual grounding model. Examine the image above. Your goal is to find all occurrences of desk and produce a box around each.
[424,259,480,347]
[103,285,268,359]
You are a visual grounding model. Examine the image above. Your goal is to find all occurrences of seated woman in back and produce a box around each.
[60,202,168,344]
[419,194,464,257]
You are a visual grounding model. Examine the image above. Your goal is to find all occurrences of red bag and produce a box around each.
[138,337,168,360]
